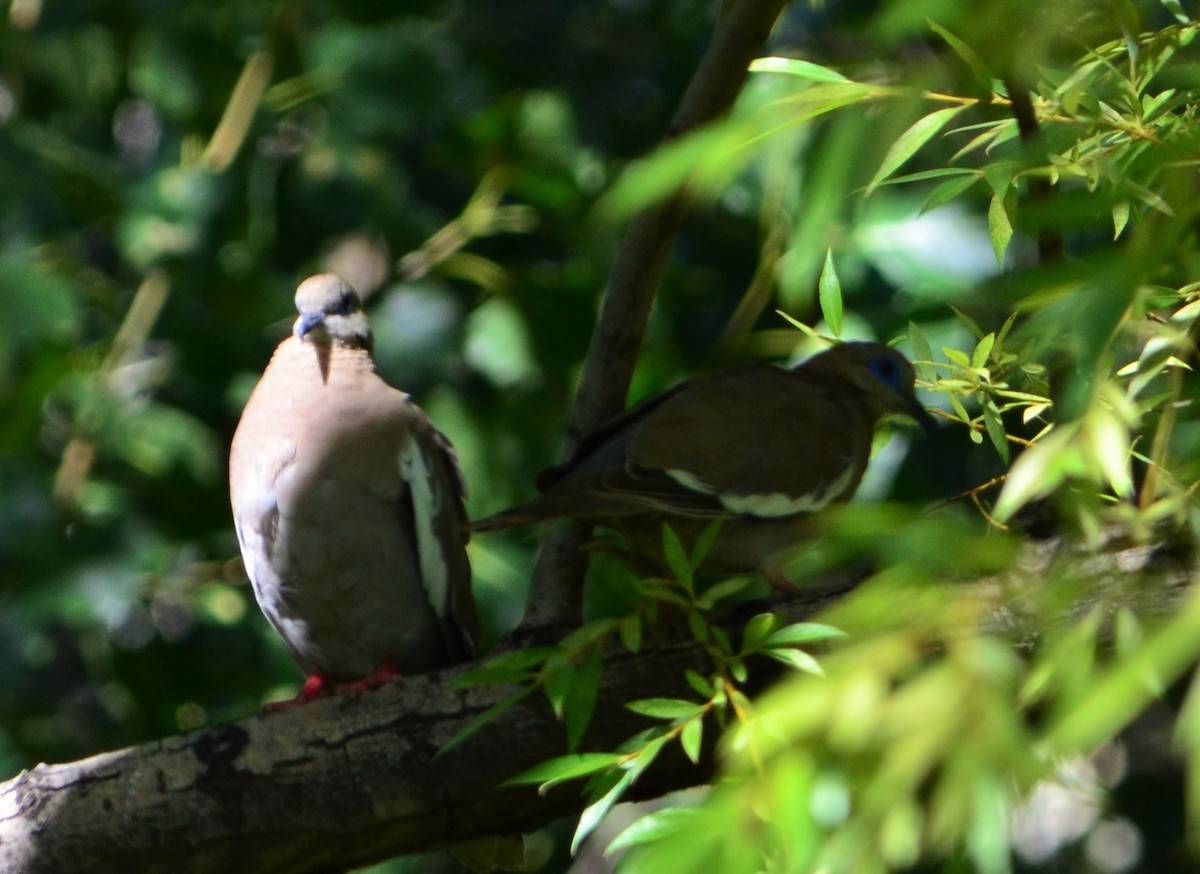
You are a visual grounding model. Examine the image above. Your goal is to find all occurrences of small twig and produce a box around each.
[53,270,171,509]
[1004,76,1065,264]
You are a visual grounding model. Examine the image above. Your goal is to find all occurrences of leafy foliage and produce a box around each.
[6,0,1200,872]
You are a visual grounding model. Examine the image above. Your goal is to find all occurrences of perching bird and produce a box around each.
[473,341,936,578]
[230,274,477,698]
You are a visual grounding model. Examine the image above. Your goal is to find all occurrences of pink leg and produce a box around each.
[261,673,329,714]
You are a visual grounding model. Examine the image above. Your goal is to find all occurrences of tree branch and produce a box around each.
[2,532,1191,873]
[0,586,839,874]
[523,0,789,631]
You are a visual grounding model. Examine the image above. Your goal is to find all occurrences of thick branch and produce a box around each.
[0,586,837,874]
[524,0,789,630]
[2,534,1189,874]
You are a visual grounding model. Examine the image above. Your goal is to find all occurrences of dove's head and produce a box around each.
[292,274,372,349]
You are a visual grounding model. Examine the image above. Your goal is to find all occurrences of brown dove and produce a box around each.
[473,341,935,579]
[230,274,476,697]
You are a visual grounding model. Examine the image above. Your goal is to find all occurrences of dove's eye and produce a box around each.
[868,356,900,388]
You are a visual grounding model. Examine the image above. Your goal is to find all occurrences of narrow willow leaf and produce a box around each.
[922,173,979,213]
[1160,0,1189,23]
[867,105,969,195]
[565,650,604,751]
[662,523,692,586]
[606,807,701,854]
[982,399,1010,464]
[439,686,538,755]
[504,752,623,788]
[627,697,703,720]
[750,56,850,83]
[1113,201,1131,239]
[972,333,995,369]
[928,19,992,87]
[619,614,643,654]
[689,518,724,569]
[574,769,633,853]
[908,322,934,380]
[988,191,1014,266]
[742,612,778,651]
[765,647,825,675]
[454,647,554,687]
[993,428,1073,521]
[818,250,844,338]
[696,574,751,610]
[968,772,1012,874]
[685,669,715,698]
[763,622,845,646]
[1086,408,1134,498]
[573,739,666,852]
[680,718,703,764]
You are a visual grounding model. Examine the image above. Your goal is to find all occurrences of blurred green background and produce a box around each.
[3,0,1199,871]
[0,0,955,773]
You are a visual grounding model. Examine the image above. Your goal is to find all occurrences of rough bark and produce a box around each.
[1,534,1190,873]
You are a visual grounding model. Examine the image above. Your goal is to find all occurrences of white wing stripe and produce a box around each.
[400,439,449,617]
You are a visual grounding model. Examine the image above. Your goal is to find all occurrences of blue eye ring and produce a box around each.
[331,293,355,316]
[868,356,900,387]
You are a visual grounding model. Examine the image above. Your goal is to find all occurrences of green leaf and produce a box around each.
[439,686,538,755]
[574,769,634,853]
[1160,0,1189,24]
[763,622,845,647]
[565,650,604,750]
[505,752,622,789]
[680,718,703,764]
[749,56,850,83]
[922,173,979,213]
[627,697,702,720]
[573,739,666,852]
[818,250,844,338]
[1113,201,1131,239]
[968,772,1012,874]
[619,614,643,654]
[662,523,692,586]
[543,668,570,721]
[992,426,1075,521]
[764,647,825,675]
[685,669,715,698]
[867,105,969,195]
[1085,407,1134,498]
[606,807,702,854]
[454,648,554,687]
[908,322,934,380]
[696,574,751,610]
[971,333,995,369]
[981,400,1010,464]
[928,19,992,88]
[987,190,1014,266]
[689,518,725,569]
[741,612,778,652]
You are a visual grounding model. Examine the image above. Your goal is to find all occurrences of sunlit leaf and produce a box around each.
[987,190,1014,266]
[818,249,844,338]
[867,105,969,195]
[505,752,623,789]
[680,717,703,764]
[928,20,992,88]
[627,697,703,720]
[750,56,850,83]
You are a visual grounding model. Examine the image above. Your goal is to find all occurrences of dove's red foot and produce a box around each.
[260,674,330,714]
[334,663,398,696]
[302,674,329,699]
